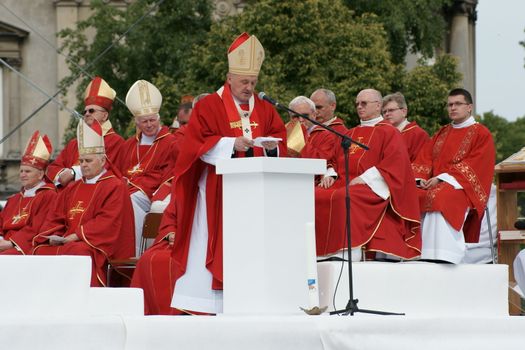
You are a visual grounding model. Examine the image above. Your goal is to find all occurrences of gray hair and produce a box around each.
[289,96,316,114]
[383,92,407,109]
[193,93,210,108]
[311,88,336,104]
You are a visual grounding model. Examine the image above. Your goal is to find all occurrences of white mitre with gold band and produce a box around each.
[125,80,162,117]
[77,119,105,155]
[228,32,265,76]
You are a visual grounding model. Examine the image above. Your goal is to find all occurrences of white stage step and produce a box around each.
[318,261,509,316]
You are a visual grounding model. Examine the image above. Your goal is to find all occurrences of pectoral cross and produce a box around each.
[128,164,143,176]
[349,137,365,154]
[11,208,29,225]
[229,121,259,130]
[68,201,85,220]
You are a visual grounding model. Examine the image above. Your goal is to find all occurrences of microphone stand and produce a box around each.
[264,95,404,316]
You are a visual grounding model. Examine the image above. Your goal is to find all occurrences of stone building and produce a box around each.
[0,0,477,196]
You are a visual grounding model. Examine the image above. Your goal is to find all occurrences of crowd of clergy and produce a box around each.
[0,32,497,314]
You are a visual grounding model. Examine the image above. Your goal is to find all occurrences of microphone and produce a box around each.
[258,92,281,107]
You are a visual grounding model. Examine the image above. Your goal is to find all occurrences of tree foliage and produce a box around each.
[479,111,525,163]
[59,0,462,137]
[347,0,452,65]
[58,0,212,139]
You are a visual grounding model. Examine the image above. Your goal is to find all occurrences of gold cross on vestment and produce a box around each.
[349,137,365,154]
[229,120,259,130]
[128,164,143,176]
[11,208,29,225]
[68,201,85,220]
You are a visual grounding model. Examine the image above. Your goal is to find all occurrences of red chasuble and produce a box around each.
[170,85,287,291]
[412,123,495,242]
[0,184,56,255]
[32,170,135,286]
[315,121,421,259]
[401,121,430,162]
[301,117,347,162]
[118,125,175,199]
[46,128,124,184]
[131,196,182,315]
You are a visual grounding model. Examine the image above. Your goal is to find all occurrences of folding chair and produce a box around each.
[106,212,163,286]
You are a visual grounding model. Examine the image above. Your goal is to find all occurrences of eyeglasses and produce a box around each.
[446,102,470,109]
[355,100,379,108]
[83,108,106,115]
[382,107,402,114]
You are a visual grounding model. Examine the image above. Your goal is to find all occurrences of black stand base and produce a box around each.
[330,298,405,316]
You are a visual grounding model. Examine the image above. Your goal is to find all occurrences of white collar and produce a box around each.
[140,130,160,145]
[360,116,383,127]
[84,169,107,184]
[23,180,46,198]
[397,119,410,131]
[323,117,337,126]
[452,116,476,129]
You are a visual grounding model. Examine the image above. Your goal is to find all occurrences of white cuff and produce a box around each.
[200,137,236,165]
[359,166,390,200]
[324,167,337,178]
[436,173,463,189]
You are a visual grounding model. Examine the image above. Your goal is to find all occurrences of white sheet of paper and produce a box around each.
[253,137,282,148]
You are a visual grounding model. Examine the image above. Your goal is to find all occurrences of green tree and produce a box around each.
[58,0,212,139]
[401,55,462,134]
[347,0,452,65]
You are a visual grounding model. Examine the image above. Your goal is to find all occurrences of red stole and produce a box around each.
[65,182,97,236]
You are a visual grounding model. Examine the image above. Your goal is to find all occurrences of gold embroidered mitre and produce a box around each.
[125,80,163,118]
[228,32,265,76]
[84,76,116,111]
[77,119,105,155]
[21,131,53,170]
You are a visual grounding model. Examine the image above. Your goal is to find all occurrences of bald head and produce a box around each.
[356,89,382,121]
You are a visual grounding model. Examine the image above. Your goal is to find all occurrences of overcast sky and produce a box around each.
[476,0,525,121]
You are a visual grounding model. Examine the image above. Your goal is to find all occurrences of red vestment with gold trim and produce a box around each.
[315,122,421,259]
[412,123,495,242]
[32,171,135,286]
[401,121,429,162]
[118,126,175,199]
[301,117,347,162]
[0,185,56,255]
[170,87,287,291]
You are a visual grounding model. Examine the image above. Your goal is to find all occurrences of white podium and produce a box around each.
[217,157,326,314]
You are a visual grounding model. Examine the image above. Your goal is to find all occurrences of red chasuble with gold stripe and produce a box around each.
[301,117,347,163]
[32,171,135,286]
[412,123,495,242]
[0,185,56,254]
[171,85,287,291]
[119,125,175,199]
[401,121,430,162]
[46,130,124,184]
[315,121,421,259]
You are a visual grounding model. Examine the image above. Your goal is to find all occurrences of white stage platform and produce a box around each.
[1,256,524,349]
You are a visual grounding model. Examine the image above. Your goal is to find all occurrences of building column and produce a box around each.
[448,0,478,103]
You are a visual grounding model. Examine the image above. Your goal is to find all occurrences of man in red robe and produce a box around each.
[118,80,175,256]
[33,120,135,286]
[169,32,287,314]
[0,131,56,255]
[412,88,495,263]
[316,89,421,261]
[46,76,124,188]
[382,92,429,161]
[131,192,181,315]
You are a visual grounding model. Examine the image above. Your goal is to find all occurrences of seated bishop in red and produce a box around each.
[412,88,495,263]
[169,32,287,315]
[32,120,135,286]
[46,77,124,189]
[0,131,56,255]
[315,89,421,261]
[118,80,175,256]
